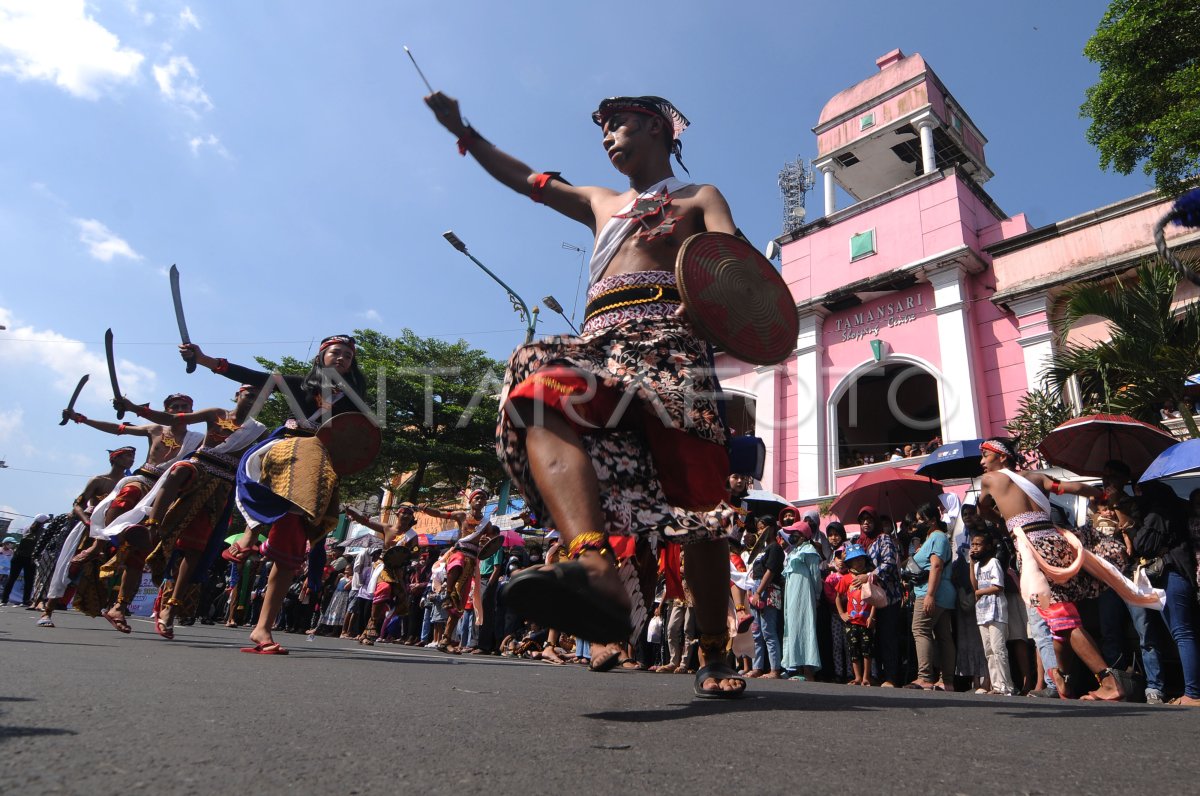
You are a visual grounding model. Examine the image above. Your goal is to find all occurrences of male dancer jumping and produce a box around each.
[978,438,1162,700]
[111,386,266,638]
[40,447,136,626]
[426,92,745,697]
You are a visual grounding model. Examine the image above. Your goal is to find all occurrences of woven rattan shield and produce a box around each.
[675,232,798,365]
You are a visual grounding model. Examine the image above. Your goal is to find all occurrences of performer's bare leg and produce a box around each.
[683,538,745,694]
[248,562,295,649]
[1058,627,1122,700]
[146,468,189,525]
[105,526,152,626]
[161,550,201,629]
[523,407,628,664]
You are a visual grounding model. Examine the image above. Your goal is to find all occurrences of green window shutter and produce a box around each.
[850,229,876,261]
[859,112,875,131]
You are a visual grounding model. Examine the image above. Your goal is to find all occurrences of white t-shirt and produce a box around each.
[973,557,1007,625]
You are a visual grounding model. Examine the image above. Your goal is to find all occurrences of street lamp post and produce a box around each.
[442,231,540,513]
[541,295,579,334]
[443,231,539,343]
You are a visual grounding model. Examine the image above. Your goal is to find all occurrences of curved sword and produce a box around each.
[105,328,125,420]
[59,374,89,425]
[169,264,197,373]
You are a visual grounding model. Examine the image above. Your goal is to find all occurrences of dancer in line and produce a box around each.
[426,92,746,697]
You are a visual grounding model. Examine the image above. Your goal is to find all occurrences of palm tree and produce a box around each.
[1044,260,1200,439]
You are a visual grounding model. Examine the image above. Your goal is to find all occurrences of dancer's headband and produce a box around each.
[163,393,193,408]
[981,439,1016,459]
[468,488,489,502]
[593,96,690,173]
[319,335,356,354]
[108,446,137,462]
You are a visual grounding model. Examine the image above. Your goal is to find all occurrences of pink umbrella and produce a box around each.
[1038,414,1176,479]
[499,530,527,547]
[829,467,943,523]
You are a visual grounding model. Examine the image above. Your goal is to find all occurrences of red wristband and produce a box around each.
[456,128,477,156]
[117,423,128,434]
[73,414,87,424]
[211,358,229,375]
[1049,479,1065,495]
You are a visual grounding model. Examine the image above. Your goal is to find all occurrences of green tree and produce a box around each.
[1080,0,1200,195]
[253,328,506,503]
[1005,389,1074,469]
[1044,260,1200,439]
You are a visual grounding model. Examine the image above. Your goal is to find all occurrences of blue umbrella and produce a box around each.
[1138,439,1200,483]
[915,439,985,481]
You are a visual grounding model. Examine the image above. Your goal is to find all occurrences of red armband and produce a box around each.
[117,423,128,434]
[211,358,229,375]
[530,171,566,204]
[1049,479,1065,495]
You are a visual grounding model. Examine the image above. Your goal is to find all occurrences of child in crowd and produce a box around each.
[968,529,1013,695]
[822,524,851,683]
[836,544,876,686]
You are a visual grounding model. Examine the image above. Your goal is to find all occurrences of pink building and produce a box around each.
[714,49,1199,510]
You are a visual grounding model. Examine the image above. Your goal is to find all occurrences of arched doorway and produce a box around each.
[722,390,756,438]
[831,360,941,469]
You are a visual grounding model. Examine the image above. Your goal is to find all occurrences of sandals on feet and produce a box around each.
[36,616,55,627]
[503,562,632,645]
[693,661,747,700]
[240,642,288,655]
[103,612,132,634]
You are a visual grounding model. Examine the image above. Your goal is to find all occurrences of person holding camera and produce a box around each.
[905,504,957,691]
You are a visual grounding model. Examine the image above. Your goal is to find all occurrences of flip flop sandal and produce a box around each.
[693,662,747,700]
[503,562,632,645]
[221,542,252,564]
[155,618,175,640]
[36,617,55,627]
[240,642,289,655]
[588,646,623,673]
[103,612,132,634]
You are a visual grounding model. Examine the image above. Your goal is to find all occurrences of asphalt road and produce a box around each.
[2,605,1197,796]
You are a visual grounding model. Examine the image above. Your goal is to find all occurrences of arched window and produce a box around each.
[834,362,940,469]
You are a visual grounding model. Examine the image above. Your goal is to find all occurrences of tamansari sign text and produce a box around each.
[832,291,926,342]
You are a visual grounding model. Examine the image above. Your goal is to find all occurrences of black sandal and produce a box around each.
[503,562,632,644]
[693,661,747,700]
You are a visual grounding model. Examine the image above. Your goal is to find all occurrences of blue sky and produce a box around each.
[0,1,1150,527]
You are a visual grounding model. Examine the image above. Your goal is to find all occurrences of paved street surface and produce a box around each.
[2,606,1197,795]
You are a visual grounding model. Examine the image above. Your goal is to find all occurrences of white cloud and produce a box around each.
[73,218,141,262]
[0,0,144,100]
[188,133,229,158]
[0,306,157,400]
[0,407,22,443]
[152,54,211,115]
[361,309,383,323]
[179,6,199,30]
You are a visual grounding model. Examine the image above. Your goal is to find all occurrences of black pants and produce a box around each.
[2,556,35,604]
[478,576,501,652]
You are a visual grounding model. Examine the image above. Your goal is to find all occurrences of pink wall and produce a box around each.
[991,196,1183,295]
[782,173,1005,301]
[817,82,932,157]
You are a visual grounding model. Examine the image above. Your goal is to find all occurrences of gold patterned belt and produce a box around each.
[585,283,681,322]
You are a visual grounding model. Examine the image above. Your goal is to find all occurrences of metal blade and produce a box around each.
[59,373,89,425]
[105,328,125,420]
[169,264,197,373]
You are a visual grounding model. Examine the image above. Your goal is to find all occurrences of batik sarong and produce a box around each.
[497,270,728,544]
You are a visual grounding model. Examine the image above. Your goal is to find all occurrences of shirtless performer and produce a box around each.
[344,505,419,645]
[40,447,137,627]
[978,438,1162,701]
[111,386,266,638]
[64,395,204,633]
[426,92,745,697]
[422,494,496,657]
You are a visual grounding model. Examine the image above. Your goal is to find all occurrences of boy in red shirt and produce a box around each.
[836,544,877,686]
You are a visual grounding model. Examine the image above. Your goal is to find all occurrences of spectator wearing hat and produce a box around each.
[836,544,876,685]
[780,520,823,680]
[2,513,50,606]
[851,506,902,687]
